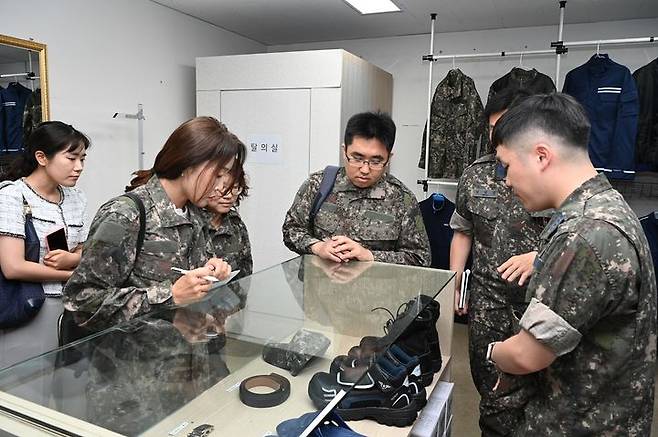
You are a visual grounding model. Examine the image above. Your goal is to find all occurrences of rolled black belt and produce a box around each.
[239,373,290,408]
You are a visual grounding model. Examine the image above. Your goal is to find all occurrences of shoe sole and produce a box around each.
[336,403,418,427]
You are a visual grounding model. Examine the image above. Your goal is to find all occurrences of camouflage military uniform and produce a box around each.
[63,176,214,326]
[514,174,656,436]
[86,311,229,435]
[282,167,430,267]
[450,154,548,436]
[418,68,489,179]
[206,208,253,279]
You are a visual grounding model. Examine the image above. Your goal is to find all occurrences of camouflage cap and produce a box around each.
[262,329,331,376]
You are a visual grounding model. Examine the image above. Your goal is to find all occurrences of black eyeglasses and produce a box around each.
[344,153,388,170]
[215,185,243,197]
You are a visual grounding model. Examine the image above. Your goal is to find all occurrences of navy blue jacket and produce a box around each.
[563,55,639,179]
[0,85,4,151]
[0,83,32,153]
[634,58,658,169]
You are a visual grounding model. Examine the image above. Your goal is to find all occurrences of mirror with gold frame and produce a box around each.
[0,34,49,162]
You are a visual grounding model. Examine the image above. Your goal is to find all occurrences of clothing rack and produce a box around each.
[0,72,38,80]
[417,1,658,192]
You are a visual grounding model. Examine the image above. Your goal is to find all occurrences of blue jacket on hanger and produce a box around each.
[0,85,4,151]
[0,82,32,153]
[563,54,639,180]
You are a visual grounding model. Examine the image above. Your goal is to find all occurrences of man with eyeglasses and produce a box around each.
[282,111,430,266]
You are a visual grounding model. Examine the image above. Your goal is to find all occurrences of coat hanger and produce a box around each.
[595,42,603,57]
[430,192,446,212]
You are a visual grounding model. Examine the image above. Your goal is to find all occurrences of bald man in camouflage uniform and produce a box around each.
[490,93,656,436]
[450,90,547,436]
[283,111,430,267]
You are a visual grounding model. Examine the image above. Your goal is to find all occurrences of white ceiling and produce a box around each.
[151,0,658,45]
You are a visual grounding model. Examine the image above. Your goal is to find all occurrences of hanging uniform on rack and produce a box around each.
[418,69,488,179]
[0,85,5,153]
[0,82,32,154]
[633,58,658,170]
[22,88,42,144]
[418,193,456,270]
[487,67,556,102]
[563,54,639,180]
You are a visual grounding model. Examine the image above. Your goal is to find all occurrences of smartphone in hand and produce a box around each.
[46,228,68,251]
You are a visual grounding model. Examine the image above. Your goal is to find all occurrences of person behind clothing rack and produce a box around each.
[63,117,243,328]
[204,163,253,279]
[0,121,90,369]
[282,111,430,267]
[450,88,549,437]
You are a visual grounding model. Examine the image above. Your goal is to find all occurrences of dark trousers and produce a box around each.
[468,285,537,437]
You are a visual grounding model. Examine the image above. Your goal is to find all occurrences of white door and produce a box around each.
[220,89,311,272]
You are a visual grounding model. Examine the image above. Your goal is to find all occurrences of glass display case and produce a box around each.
[0,256,454,436]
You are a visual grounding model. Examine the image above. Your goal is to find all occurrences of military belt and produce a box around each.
[239,373,290,408]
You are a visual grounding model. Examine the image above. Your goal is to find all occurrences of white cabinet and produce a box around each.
[196,49,393,271]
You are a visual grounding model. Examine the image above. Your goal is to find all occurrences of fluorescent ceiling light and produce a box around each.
[344,0,401,15]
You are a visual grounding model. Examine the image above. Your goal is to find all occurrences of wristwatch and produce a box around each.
[486,342,498,365]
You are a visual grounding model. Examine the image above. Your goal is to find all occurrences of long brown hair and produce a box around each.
[126,117,246,197]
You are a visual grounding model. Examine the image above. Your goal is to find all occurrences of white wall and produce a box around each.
[269,18,658,202]
[1,0,265,214]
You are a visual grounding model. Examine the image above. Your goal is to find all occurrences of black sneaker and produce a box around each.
[308,358,418,426]
[330,346,427,410]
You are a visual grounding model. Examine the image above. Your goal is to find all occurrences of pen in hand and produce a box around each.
[171,267,219,282]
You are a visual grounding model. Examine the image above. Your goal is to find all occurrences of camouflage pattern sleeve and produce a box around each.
[234,216,253,277]
[282,174,322,255]
[449,175,474,235]
[370,193,431,267]
[63,199,172,325]
[520,232,611,353]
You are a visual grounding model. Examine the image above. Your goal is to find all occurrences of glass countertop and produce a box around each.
[0,255,454,436]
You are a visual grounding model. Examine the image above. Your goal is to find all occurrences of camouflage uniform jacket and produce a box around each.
[206,208,253,279]
[450,154,548,304]
[515,174,657,436]
[282,167,430,267]
[418,68,489,178]
[86,314,229,435]
[63,176,213,325]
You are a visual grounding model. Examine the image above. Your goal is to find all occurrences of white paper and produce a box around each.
[247,134,283,165]
[208,270,241,290]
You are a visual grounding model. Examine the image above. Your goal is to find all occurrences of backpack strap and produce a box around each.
[309,165,340,224]
[122,192,146,257]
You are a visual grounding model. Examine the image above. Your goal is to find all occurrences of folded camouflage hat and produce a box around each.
[262,329,331,376]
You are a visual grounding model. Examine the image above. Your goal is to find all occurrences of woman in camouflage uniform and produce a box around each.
[204,167,252,279]
[63,117,246,326]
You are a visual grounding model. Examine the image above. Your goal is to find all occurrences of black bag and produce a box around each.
[0,195,46,329]
[57,192,146,348]
[309,165,340,223]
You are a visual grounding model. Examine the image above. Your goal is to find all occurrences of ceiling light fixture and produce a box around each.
[343,0,401,15]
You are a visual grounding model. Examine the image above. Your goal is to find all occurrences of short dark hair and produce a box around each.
[492,93,590,151]
[344,111,396,153]
[484,89,532,119]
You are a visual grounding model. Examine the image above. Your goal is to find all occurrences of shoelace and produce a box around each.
[371,299,417,335]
